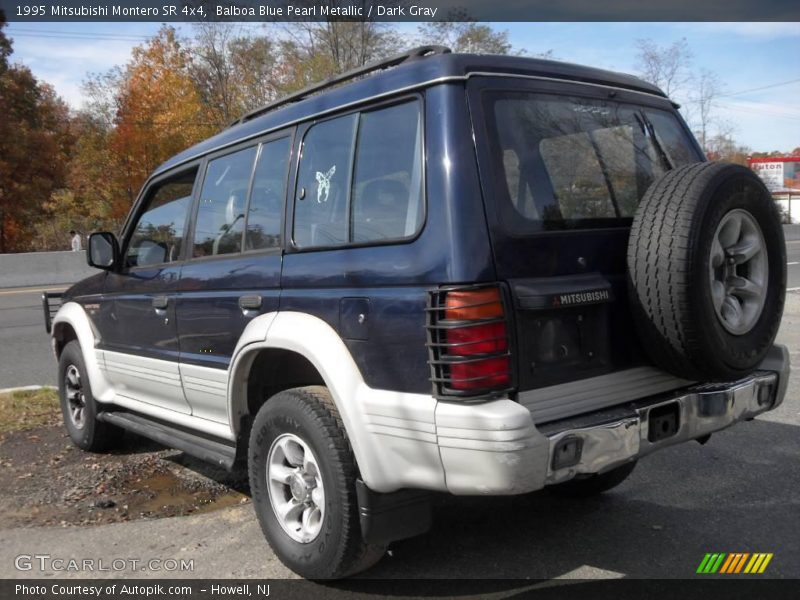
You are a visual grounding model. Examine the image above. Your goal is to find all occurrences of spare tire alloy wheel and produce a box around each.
[710,209,768,336]
[627,162,786,381]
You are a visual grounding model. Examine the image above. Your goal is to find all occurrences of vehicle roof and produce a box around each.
[155,53,666,177]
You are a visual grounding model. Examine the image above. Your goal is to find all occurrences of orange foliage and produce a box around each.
[108,26,216,214]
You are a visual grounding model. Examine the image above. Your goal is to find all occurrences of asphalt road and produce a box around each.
[787,239,800,290]
[0,245,799,581]
[0,284,65,389]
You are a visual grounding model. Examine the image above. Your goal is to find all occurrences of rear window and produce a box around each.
[483,92,701,231]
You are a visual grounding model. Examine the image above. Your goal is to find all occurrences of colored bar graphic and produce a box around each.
[719,554,736,573]
[758,554,773,573]
[734,553,750,573]
[698,552,773,574]
[744,554,760,573]
[710,553,726,573]
[697,554,713,574]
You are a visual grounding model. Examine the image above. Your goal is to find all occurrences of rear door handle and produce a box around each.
[239,295,262,312]
[152,296,169,310]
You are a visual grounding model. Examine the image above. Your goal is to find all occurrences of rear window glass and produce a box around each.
[351,102,423,243]
[483,92,700,231]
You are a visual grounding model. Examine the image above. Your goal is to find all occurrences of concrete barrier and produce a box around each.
[784,224,800,242]
[0,250,97,289]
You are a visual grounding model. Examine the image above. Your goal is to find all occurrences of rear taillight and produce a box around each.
[427,284,515,399]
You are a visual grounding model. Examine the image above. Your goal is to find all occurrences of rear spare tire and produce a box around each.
[627,162,786,381]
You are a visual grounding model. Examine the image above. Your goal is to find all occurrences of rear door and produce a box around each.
[468,77,704,417]
[176,134,292,424]
[101,168,198,413]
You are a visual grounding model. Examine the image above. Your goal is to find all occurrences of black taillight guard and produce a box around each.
[425,283,517,401]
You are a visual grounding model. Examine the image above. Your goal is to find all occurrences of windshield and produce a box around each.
[482,91,701,232]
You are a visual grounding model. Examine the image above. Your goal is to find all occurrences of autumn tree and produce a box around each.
[705,132,751,165]
[635,38,694,99]
[0,13,73,252]
[107,26,215,213]
[417,18,516,54]
[189,23,282,127]
[693,69,722,152]
[275,19,401,92]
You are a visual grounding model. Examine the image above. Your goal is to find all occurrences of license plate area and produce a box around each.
[647,402,680,442]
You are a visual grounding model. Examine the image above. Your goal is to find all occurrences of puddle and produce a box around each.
[117,469,249,519]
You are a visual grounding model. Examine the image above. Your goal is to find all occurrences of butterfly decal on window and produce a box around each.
[315,166,336,203]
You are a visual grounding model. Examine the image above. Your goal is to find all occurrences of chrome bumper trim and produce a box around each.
[543,370,779,485]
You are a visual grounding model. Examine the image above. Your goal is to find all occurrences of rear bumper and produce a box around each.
[435,344,790,494]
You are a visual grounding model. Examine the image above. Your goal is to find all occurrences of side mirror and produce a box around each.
[87,232,119,271]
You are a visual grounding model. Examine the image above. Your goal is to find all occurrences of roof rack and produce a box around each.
[229,45,452,128]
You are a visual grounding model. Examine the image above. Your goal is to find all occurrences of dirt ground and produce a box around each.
[0,395,250,529]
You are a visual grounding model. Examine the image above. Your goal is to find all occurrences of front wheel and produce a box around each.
[58,340,120,452]
[547,461,637,498]
[248,386,385,579]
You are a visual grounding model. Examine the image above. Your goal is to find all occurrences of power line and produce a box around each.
[8,30,151,42]
[716,102,800,122]
[717,78,800,98]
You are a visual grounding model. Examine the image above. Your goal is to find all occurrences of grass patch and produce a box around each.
[0,388,60,438]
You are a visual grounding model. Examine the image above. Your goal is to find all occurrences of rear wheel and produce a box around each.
[58,340,120,452]
[548,461,637,498]
[248,386,385,579]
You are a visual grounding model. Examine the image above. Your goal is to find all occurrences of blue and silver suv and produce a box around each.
[45,47,789,578]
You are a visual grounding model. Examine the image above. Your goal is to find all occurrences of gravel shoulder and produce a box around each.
[0,392,248,529]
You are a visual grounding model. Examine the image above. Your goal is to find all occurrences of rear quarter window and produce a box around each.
[292,99,424,249]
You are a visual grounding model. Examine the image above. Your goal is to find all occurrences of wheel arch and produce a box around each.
[228,311,384,487]
[50,302,114,402]
[52,321,78,360]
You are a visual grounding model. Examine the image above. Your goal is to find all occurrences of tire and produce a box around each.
[58,340,120,452]
[627,162,786,381]
[248,386,385,579]
[548,461,637,498]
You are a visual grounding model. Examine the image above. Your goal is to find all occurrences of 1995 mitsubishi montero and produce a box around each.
[44,47,789,578]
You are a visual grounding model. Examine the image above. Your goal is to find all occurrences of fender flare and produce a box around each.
[227,311,443,492]
[51,302,114,403]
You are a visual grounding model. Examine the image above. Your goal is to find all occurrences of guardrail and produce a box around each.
[783,224,800,242]
[0,250,96,289]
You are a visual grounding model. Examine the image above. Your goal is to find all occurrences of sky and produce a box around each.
[4,21,800,152]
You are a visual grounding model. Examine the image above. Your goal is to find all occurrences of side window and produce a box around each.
[246,137,291,251]
[351,101,423,242]
[126,169,197,268]
[192,146,258,258]
[294,114,357,247]
[293,99,424,249]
